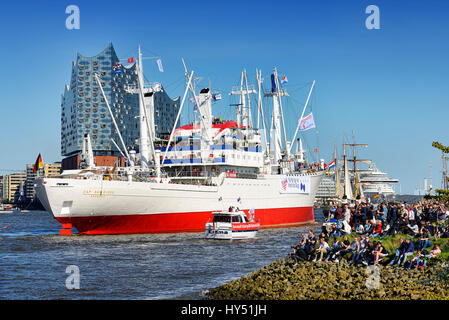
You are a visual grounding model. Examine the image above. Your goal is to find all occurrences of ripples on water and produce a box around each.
[0,209,324,300]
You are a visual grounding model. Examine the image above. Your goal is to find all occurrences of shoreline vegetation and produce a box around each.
[207,234,449,300]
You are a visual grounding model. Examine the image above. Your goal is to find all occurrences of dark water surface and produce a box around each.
[0,209,324,299]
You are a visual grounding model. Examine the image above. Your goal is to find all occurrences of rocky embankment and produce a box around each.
[207,258,449,300]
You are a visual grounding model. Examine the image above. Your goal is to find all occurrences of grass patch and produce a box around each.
[327,233,449,265]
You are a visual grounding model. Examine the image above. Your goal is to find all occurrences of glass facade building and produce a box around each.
[61,43,179,158]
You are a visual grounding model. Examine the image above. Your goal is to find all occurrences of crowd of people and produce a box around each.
[288,200,448,268]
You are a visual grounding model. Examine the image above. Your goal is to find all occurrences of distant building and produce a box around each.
[3,172,26,203]
[316,176,337,200]
[44,163,62,177]
[25,163,61,201]
[0,176,3,200]
[60,43,179,170]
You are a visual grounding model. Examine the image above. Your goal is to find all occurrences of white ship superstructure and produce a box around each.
[360,163,398,196]
[36,47,324,234]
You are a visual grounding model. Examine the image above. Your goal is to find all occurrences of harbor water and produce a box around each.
[0,209,324,300]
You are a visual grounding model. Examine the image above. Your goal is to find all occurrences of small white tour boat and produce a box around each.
[205,209,260,240]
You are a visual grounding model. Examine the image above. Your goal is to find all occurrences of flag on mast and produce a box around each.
[281,76,288,84]
[298,112,316,131]
[127,57,134,63]
[33,153,43,173]
[156,59,164,72]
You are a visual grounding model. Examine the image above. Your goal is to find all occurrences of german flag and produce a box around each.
[33,153,43,173]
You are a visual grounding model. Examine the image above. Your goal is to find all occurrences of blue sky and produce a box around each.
[0,0,448,194]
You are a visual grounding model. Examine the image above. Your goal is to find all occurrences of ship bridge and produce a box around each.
[157,120,264,169]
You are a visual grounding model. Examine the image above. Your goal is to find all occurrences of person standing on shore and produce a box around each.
[387,203,398,234]
[335,205,344,230]
[343,204,351,225]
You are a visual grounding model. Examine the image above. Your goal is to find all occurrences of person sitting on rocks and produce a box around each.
[328,223,341,238]
[389,238,406,265]
[350,236,362,264]
[372,241,389,265]
[319,229,329,244]
[370,220,384,238]
[405,250,425,269]
[353,235,369,265]
[355,222,365,234]
[422,243,441,262]
[394,215,410,235]
[348,237,360,261]
[305,230,317,258]
[360,240,375,266]
[417,225,432,252]
[362,220,372,235]
[321,225,329,238]
[289,234,308,262]
[440,226,449,238]
[289,243,300,260]
[312,237,330,262]
[324,238,341,262]
[397,238,415,266]
[333,235,352,262]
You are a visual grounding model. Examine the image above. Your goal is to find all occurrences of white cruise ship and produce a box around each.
[360,163,398,196]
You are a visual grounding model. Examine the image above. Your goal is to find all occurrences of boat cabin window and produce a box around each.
[213,215,231,223]
[232,216,242,223]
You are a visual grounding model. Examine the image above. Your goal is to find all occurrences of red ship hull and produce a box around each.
[55,206,315,235]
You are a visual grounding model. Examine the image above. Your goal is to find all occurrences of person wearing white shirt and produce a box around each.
[313,237,330,262]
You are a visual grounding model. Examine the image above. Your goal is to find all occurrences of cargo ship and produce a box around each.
[36,47,324,234]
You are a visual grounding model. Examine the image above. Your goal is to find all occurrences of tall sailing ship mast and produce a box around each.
[344,132,370,200]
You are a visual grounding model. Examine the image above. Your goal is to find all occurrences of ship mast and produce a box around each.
[122,45,161,171]
[264,67,288,171]
[136,45,150,168]
[344,132,369,200]
[230,70,256,128]
[256,68,269,158]
[334,138,343,199]
[342,134,353,200]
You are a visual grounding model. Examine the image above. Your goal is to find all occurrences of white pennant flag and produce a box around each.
[298,112,316,131]
[156,58,164,72]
